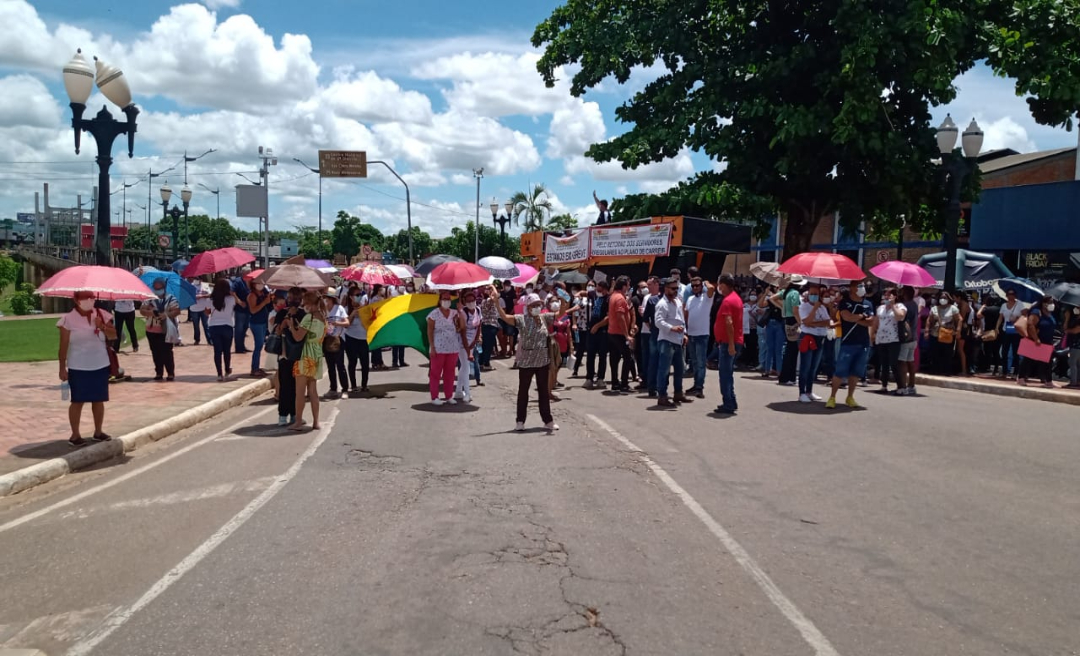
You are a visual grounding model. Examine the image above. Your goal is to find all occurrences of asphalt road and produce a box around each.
[0,361,1077,656]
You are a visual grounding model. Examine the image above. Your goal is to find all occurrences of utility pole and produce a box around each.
[368,160,413,264]
[258,147,277,268]
[473,168,484,262]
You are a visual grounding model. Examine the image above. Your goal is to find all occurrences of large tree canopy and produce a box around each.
[533,0,1080,258]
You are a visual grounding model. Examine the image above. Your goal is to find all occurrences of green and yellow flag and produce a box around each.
[360,293,439,358]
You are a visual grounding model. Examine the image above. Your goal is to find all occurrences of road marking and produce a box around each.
[0,407,275,535]
[0,604,117,649]
[66,407,339,656]
[586,414,841,656]
[57,477,276,520]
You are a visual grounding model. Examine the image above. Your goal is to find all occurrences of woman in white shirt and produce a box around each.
[926,292,960,375]
[323,291,349,399]
[58,291,118,447]
[872,287,902,392]
[343,290,371,394]
[995,289,1025,377]
[206,278,236,381]
[797,284,832,402]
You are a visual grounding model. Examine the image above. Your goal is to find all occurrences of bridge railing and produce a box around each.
[15,245,179,271]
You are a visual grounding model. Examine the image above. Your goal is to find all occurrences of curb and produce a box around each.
[915,374,1080,406]
[0,650,48,656]
[0,379,272,498]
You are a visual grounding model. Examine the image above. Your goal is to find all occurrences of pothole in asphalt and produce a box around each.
[344,449,403,466]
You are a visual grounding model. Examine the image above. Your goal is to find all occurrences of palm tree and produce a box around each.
[509,184,554,232]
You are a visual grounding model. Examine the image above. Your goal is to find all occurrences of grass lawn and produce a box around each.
[0,317,147,362]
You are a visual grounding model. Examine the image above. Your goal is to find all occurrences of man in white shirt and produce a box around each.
[684,276,711,398]
[113,298,138,352]
[653,277,694,407]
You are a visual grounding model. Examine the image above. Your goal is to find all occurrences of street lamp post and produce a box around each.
[472,168,484,261]
[198,183,220,220]
[935,114,983,294]
[293,158,323,258]
[180,184,192,257]
[160,183,187,260]
[367,160,413,264]
[490,199,513,257]
[63,49,139,266]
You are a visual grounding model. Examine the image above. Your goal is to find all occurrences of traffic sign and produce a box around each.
[158,234,171,249]
[877,250,889,263]
[318,150,367,178]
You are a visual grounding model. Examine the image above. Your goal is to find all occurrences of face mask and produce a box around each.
[885,296,895,304]
[1046,303,1056,313]
[352,295,362,303]
[465,302,476,310]
[438,300,450,309]
[638,288,647,296]
[939,298,949,306]
[397,286,406,294]
[1073,307,1080,315]
[550,302,561,311]
[856,285,867,298]
[749,295,757,302]
[808,294,820,303]
[526,287,534,293]
[78,298,95,312]
[587,286,595,293]
[530,307,542,316]
[155,289,165,297]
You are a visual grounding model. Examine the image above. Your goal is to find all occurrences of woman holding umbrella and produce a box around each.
[58,291,118,447]
[284,290,327,431]
[140,278,181,381]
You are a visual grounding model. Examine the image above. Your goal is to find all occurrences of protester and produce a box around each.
[456,289,482,403]
[749,289,769,374]
[1020,296,1057,388]
[604,276,636,394]
[480,285,500,372]
[826,281,875,408]
[113,297,138,353]
[714,274,744,413]
[497,291,559,432]
[140,277,180,381]
[274,288,306,426]
[58,291,117,447]
[427,291,463,405]
[499,280,518,358]
[927,292,960,375]
[955,293,976,376]
[284,290,326,431]
[549,296,573,400]
[1066,305,1080,388]
[892,286,919,396]
[776,275,806,386]
[231,266,251,353]
[323,290,349,399]
[996,289,1024,378]
[342,288,371,395]
[761,286,784,377]
[685,276,711,398]
[247,279,273,376]
[797,283,830,403]
[653,277,694,407]
[637,277,661,396]
[871,287,903,393]
[206,278,236,382]
[585,280,611,389]
[978,297,1002,375]
[188,279,210,346]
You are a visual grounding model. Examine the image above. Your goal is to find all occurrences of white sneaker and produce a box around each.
[447,398,458,405]
[462,394,472,404]
[907,386,917,396]
[809,393,824,402]
[514,422,525,432]
[454,392,464,400]
[799,394,812,403]
[431,398,445,406]
[545,422,560,432]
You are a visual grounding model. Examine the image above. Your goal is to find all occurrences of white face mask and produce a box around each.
[78,298,95,312]
[1073,307,1080,315]
[550,302,560,311]
[465,302,476,310]
[440,300,451,309]
[749,295,758,302]
[1046,303,1056,313]
[587,286,595,292]
[856,285,867,298]
[939,298,949,306]
[530,307,542,316]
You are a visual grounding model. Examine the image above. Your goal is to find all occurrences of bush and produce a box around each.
[10,282,39,316]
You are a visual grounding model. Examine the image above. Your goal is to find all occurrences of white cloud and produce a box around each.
[313,68,433,125]
[977,117,1037,153]
[412,52,573,118]
[203,0,242,9]
[547,100,606,158]
[564,150,695,192]
[0,75,62,128]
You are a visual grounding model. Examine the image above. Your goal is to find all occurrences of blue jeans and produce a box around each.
[249,322,267,373]
[208,324,233,377]
[798,334,825,395]
[717,343,742,410]
[190,310,208,344]
[689,335,708,390]
[765,320,784,373]
[639,330,653,389]
[480,324,498,367]
[655,339,685,398]
[757,329,768,371]
[647,331,660,392]
[233,312,250,352]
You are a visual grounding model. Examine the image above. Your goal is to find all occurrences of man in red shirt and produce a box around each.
[713,274,744,414]
[606,276,636,393]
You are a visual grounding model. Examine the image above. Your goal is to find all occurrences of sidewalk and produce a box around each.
[916,372,1080,406]
[0,319,274,478]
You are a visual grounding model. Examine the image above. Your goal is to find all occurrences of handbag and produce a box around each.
[981,330,998,342]
[283,333,304,362]
[323,335,342,353]
[784,323,800,342]
[937,326,955,344]
[1003,321,1017,335]
[798,334,818,353]
[96,309,122,378]
[264,333,283,355]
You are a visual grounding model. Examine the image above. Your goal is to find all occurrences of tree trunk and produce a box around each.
[781,202,824,261]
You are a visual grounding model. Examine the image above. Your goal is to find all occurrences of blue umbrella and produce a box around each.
[171,259,190,274]
[992,277,1045,305]
[139,270,198,309]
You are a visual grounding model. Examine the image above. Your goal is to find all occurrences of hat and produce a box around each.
[523,293,542,306]
[788,274,807,287]
[324,287,338,297]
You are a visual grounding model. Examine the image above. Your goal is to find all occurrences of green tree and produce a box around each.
[385,227,436,263]
[547,213,579,231]
[509,184,554,232]
[435,222,505,262]
[0,255,19,289]
[533,0,1080,259]
[331,211,362,259]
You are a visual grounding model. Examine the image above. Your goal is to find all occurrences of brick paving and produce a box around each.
[0,319,275,476]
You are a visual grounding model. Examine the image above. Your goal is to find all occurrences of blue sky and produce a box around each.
[1,0,1077,241]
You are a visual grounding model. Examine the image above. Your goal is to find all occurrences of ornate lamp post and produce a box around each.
[63,49,139,266]
[160,183,185,259]
[935,115,983,293]
[490,199,513,257]
[180,184,193,257]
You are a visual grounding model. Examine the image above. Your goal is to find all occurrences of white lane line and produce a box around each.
[586,414,841,656]
[66,407,339,656]
[58,477,276,520]
[0,407,276,535]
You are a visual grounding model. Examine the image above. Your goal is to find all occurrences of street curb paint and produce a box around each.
[915,374,1080,406]
[0,379,272,497]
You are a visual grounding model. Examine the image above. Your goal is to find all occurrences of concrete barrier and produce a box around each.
[916,374,1080,406]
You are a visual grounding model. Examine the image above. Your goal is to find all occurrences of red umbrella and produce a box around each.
[182,247,256,278]
[341,262,403,286]
[243,268,265,281]
[36,265,156,300]
[426,261,495,291]
[778,252,865,281]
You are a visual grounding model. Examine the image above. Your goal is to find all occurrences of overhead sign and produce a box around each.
[589,224,672,259]
[236,184,267,218]
[158,234,171,249]
[319,150,368,178]
[544,230,590,265]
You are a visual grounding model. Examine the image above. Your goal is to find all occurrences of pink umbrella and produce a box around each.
[426,261,495,291]
[36,265,156,300]
[511,263,538,285]
[182,247,256,278]
[869,261,936,288]
[341,262,403,286]
[778,252,865,281]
